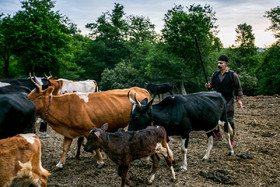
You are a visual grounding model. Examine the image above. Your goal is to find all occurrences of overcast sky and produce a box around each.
[1,0,279,48]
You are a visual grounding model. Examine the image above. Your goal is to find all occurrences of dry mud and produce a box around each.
[39,95,280,187]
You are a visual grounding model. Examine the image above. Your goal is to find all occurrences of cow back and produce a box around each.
[0,94,36,139]
[30,87,150,139]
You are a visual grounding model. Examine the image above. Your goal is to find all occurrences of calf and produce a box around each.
[0,133,50,186]
[129,91,234,171]
[146,83,173,101]
[84,123,176,187]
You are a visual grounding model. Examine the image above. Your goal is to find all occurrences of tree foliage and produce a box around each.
[265,6,280,40]
[0,1,279,95]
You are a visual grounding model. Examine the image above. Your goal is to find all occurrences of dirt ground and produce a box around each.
[39,95,280,187]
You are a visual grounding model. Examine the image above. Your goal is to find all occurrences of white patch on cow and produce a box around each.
[18,160,40,185]
[155,143,168,157]
[218,120,225,127]
[148,174,155,184]
[180,139,188,171]
[56,162,63,168]
[202,136,213,160]
[75,92,89,103]
[170,166,176,180]
[0,82,10,87]
[166,143,174,160]
[20,134,36,144]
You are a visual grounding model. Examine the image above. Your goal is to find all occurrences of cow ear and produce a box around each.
[101,123,108,131]
[141,98,148,105]
[46,86,55,95]
[148,99,154,107]
[143,99,153,112]
[94,131,101,138]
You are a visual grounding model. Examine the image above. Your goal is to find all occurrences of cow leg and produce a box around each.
[180,137,188,171]
[220,122,234,156]
[202,133,214,161]
[161,142,176,181]
[148,153,160,184]
[224,123,234,156]
[118,165,130,187]
[76,137,84,159]
[95,148,104,168]
[56,136,73,168]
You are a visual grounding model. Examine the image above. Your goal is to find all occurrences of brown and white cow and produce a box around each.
[84,123,176,187]
[27,82,151,169]
[0,133,50,186]
[45,77,99,95]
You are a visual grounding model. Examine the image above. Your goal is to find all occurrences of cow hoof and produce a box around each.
[171,178,177,182]
[228,151,234,156]
[56,162,63,169]
[96,163,104,169]
[202,158,208,162]
[179,166,187,172]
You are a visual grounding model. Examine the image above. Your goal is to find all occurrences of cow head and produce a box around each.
[128,92,153,131]
[84,123,108,153]
[28,74,55,114]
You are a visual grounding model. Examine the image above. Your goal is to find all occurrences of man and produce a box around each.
[205,54,243,147]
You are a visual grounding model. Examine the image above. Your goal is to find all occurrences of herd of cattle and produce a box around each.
[0,74,234,187]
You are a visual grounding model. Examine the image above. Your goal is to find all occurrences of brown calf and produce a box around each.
[0,134,50,186]
[84,123,176,187]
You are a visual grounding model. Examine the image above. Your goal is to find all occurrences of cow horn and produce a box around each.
[128,91,136,105]
[49,71,52,77]
[33,72,42,86]
[44,72,52,79]
[29,72,41,90]
[134,92,141,108]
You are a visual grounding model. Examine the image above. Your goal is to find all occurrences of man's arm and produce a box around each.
[233,73,243,108]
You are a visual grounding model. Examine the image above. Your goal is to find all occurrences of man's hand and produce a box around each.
[237,96,243,109]
[205,83,211,89]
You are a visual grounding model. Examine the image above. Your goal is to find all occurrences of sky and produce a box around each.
[1,0,279,48]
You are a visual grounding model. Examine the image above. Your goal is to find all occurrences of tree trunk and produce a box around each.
[180,82,187,95]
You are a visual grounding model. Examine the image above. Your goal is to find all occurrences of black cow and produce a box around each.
[0,76,49,91]
[0,85,31,95]
[146,83,173,101]
[0,93,36,139]
[128,91,234,171]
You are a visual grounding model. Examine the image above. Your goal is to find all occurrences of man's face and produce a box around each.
[218,61,227,71]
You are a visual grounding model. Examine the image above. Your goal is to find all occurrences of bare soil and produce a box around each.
[39,95,280,187]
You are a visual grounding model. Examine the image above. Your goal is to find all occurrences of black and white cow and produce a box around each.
[128,91,234,171]
[0,93,36,139]
[146,83,173,101]
[0,75,49,91]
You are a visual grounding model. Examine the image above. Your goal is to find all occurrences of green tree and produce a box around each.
[100,60,142,90]
[256,44,280,95]
[160,4,219,93]
[81,3,130,81]
[265,6,280,40]
[235,23,257,55]
[0,15,16,77]
[86,3,128,41]
[127,15,156,44]
[9,0,72,76]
